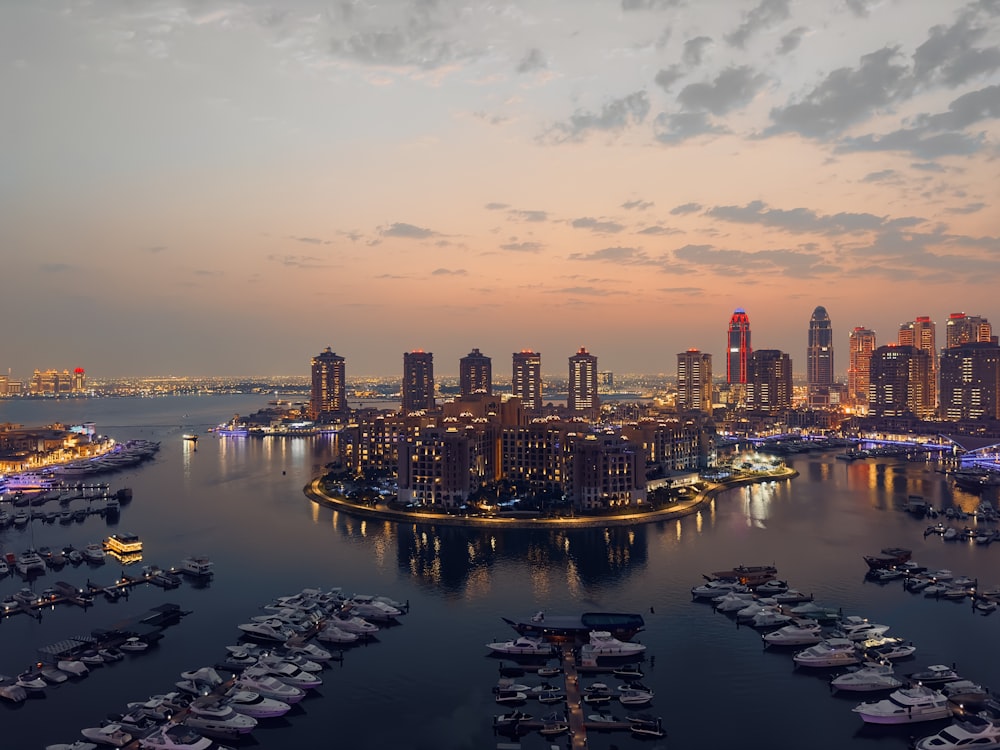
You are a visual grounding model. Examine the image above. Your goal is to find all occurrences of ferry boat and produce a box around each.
[502,611,645,642]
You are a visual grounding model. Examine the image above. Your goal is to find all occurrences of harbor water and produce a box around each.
[1,395,998,749]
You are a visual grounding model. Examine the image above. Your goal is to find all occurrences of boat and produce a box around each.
[611,663,644,679]
[493,709,533,727]
[137,723,234,750]
[81,725,133,747]
[234,672,305,704]
[772,589,814,604]
[749,608,793,629]
[627,714,667,738]
[57,659,89,676]
[941,680,991,706]
[707,564,778,586]
[537,712,568,737]
[315,625,359,644]
[244,661,322,689]
[863,547,912,570]
[495,689,527,704]
[853,684,953,724]
[237,621,292,643]
[502,611,645,641]
[15,549,46,575]
[863,638,917,661]
[99,647,125,663]
[793,638,861,668]
[535,688,566,704]
[830,662,904,692]
[178,556,213,578]
[763,622,824,647]
[329,611,379,636]
[182,700,258,739]
[712,591,757,612]
[104,532,142,561]
[691,579,750,600]
[119,637,149,653]
[913,715,1000,750]
[486,635,556,656]
[82,543,106,564]
[580,630,646,658]
[221,689,291,719]
[342,594,402,621]
[908,664,962,686]
[832,615,891,641]
[619,688,654,706]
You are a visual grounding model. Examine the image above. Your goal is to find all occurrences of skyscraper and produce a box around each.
[898,316,937,408]
[568,347,599,418]
[946,313,994,348]
[807,306,834,389]
[746,349,792,413]
[847,327,877,410]
[402,350,435,412]
[459,348,492,397]
[512,350,542,410]
[727,309,751,384]
[939,342,1000,420]
[309,347,346,419]
[869,344,933,418]
[677,349,713,413]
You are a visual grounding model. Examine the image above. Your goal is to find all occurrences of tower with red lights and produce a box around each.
[727,309,752,384]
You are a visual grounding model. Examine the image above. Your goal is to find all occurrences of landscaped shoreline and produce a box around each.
[303,466,799,529]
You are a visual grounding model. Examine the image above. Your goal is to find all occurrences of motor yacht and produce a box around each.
[749,608,793,629]
[833,615,891,641]
[222,689,291,719]
[763,622,824,647]
[619,688,654,706]
[830,662,904,692]
[495,689,528,704]
[581,630,646,658]
[256,652,322,673]
[241,662,321,689]
[712,591,756,612]
[853,685,953,724]
[80,724,133,747]
[864,638,917,661]
[341,595,402,621]
[82,543,106,564]
[120,637,149,653]
[485,635,556,656]
[793,638,861,668]
[940,680,991,706]
[137,723,234,750]
[182,701,258,739]
[913,715,1000,750]
[236,621,292,644]
[690,579,749,599]
[908,665,963,686]
[280,641,334,662]
[15,549,46,576]
[315,624,359,644]
[330,611,379,636]
[771,589,814,604]
[493,709,532,728]
[234,672,305,704]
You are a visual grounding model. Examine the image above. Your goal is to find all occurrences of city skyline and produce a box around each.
[2,1,998,377]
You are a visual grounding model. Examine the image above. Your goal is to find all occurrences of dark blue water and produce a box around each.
[1,395,998,749]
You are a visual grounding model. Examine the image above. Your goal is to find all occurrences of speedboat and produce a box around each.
[713,591,756,612]
[80,724,133,747]
[691,579,749,599]
[749,608,793,629]
[280,641,334,662]
[495,689,527,704]
[485,636,555,656]
[619,688,654,706]
[628,714,667,738]
[853,685,953,724]
[222,689,291,719]
[137,723,234,750]
[241,662,321,689]
[864,638,917,661]
[315,625,359,644]
[941,680,991,706]
[329,612,379,636]
[537,711,569,737]
[341,595,402,622]
[834,615,891,641]
[914,715,1000,750]
[493,709,532,727]
[237,621,292,643]
[908,665,962,686]
[772,589,814,604]
[234,672,305,704]
[830,662,904,692]
[612,663,644,679]
[763,622,824,647]
[793,638,861,668]
[119,637,149,653]
[582,630,646,657]
[182,701,258,739]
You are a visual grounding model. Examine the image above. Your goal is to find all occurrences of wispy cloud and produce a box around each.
[380,222,443,239]
[543,91,650,143]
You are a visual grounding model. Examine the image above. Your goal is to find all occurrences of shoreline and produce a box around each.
[303,466,799,529]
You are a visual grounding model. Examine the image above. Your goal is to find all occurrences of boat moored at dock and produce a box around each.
[502,611,645,642]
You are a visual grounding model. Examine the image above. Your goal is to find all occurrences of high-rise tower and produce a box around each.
[677,349,713,413]
[309,347,346,419]
[939,342,1000,420]
[459,348,492,397]
[946,313,994,348]
[568,347,599,418]
[870,344,933,418]
[899,317,937,408]
[402,350,435,412]
[727,309,752,384]
[847,327,877,410]
[746,349,792,413]
[512,350,542,410]
[807,306,834,389]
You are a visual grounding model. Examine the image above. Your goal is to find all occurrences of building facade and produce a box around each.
[309,347,346,419]
[676,349,713,413]
[567,347,599,419]
[565,433,647,510]
[898,317,937,408]
[727,308,752,384]
[402,350,435,412]
[945,313,994,349]
[939,342,1000,421]
[807,306,834,391]
[869,344,933,418]
[745,349,792,413]
[459,348,492,397]
[512,350,542,411]
[847,327,877,410]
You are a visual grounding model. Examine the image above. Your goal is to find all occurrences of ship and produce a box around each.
[502,611,645,642]
[863,547,911,570]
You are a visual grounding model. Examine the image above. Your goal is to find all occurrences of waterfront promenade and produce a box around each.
[304,466,798,529]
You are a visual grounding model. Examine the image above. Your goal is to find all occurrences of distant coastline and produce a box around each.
[303,466,798,529]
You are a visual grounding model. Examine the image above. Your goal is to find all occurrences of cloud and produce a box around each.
[517,48,547,74]
[568,246,644,262]
[777,26,807,55]
[621,0,683,10]
[544,91,650,143]
[658,286,704,294]
[289,236,328,245]
[767,46,911,138]
[622,199,654,210]
[509,209,549,222]
[677,66,767,115]
[654,65,684,92]
[267,254,328,269]
[683,36,712,66]
[552,286,624,296]
[485,202,509,210]
[725,0,791,49]
[500,241,544,252]
[144,245,168,253]
[946,202,986,214]
[380,222,442,239]
[431,268,467,276]
[571,217,626,233]
[706,199,891,235]
[670,202,703,215]
[673,243,835,278]
[913,12,1000,87]
[637,225,681,235]
[843,0,874,17]
[861,169,898,183]
[653,111,725,144]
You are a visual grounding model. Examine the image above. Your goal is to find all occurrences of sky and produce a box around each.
[1,0,998,379]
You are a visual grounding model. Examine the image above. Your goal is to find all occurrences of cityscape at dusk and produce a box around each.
[3,1,998,377]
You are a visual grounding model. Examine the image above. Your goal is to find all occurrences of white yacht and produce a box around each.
[222,689,291,719]
[244,661,322,689]
[342,594,402,621]
[330,611,379,636]
[178,556,214,578]
[834,615,891,641]
[81,724,133,747]
[234,672,305,704]
[485,635,556,656]
[315,624,359,644]
[236,621,292,643]
[280,641,334,662]
[793,638,861,668]
[712,591,756,612]
[618,688,654,706]
[137,723,234,750]
[749,608,793,629]
[15,549,46,575]
[182,701,258,739]
[853,685,953,724]
[82,543,106,564]
[581,630,646,657]
[830,662,904,692]
[763,622,824,647]
[691,580,749,599]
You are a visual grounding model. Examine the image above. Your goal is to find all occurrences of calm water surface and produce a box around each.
[1,395,998,749]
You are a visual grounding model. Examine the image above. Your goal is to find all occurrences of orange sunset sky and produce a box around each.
[2,0,998,378]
